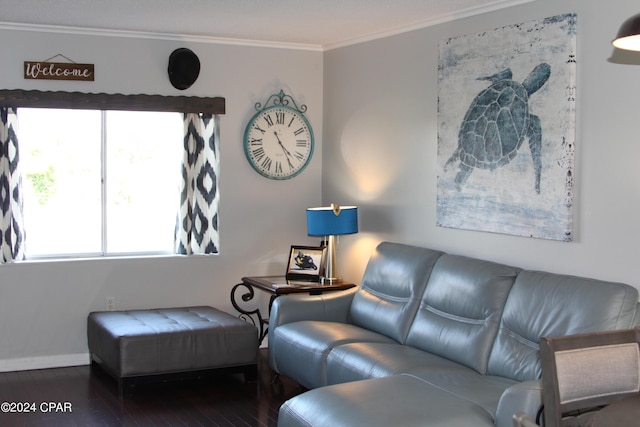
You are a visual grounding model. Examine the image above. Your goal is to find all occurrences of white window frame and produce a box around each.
[21,109,183,259]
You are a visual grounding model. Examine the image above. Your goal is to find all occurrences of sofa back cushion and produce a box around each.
[349,242,443,343]
[405,254,518,374]
[487,270,639,382]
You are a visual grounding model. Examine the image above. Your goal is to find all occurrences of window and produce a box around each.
[19,108,183,258]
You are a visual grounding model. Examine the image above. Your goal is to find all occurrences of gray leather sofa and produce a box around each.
[268,242,640,427]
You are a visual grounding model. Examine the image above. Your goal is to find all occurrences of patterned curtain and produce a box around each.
[0,107,26,262]
[175,113,220,254]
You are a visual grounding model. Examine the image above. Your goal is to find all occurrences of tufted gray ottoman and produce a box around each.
[87,306,258,393]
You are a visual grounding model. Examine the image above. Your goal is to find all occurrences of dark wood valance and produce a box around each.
[0,89,225,114]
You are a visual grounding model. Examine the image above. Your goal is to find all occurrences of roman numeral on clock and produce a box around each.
[261,156,273,171]
[252,147,265,162]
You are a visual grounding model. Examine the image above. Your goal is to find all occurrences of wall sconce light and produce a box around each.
[306,204,358,284]
[613,13,640,51]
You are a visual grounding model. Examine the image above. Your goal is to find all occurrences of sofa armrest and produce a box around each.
[267,287,358,368]
[269,287,357,327]
[495,380,543,427]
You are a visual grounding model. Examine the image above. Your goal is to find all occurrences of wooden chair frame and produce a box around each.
[540,327,640,427]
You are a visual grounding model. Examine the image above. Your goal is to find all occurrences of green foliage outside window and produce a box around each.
[26,165,56,205]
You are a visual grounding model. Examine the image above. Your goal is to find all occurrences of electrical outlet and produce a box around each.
[106,296,115,311]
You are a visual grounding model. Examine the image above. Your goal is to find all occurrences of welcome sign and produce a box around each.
[24,61,94,81]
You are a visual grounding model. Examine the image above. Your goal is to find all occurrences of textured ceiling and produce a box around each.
[0,0,533,49]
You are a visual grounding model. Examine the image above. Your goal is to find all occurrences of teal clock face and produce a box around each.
[244,105,314,180]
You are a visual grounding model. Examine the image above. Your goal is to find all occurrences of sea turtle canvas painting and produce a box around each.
[445,63,551,194]
[437,13,576,241]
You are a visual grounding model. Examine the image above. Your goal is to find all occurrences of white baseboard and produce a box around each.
[0,353,90,372]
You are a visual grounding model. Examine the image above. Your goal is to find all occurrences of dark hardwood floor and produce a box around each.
[0,349,304,427]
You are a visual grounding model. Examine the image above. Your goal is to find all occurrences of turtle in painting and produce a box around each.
[445,63,551,193]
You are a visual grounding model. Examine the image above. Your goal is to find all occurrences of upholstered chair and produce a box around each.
[539,327,640,427]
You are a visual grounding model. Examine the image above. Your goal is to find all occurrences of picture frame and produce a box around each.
[286,245,326,281]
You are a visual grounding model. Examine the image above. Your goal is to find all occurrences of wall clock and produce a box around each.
[244,90,314,180]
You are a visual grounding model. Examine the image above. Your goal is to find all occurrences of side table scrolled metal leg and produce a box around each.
[231,282,268,344]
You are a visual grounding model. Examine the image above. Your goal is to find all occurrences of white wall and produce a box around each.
[0,29,323,369]
[324,0,640,292]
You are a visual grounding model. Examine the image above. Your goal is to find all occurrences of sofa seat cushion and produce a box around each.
[271,320,397,389]
[408,371,517,419]
[278,374,496,427]
[325,342,475,385]
[325,342,516,418]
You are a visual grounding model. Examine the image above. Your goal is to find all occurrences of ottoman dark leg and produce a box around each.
[244,364,258,382]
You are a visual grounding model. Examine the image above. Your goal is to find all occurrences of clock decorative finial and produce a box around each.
[254,89,307,114]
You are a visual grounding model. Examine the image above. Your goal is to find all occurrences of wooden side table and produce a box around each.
[231,276,355,344]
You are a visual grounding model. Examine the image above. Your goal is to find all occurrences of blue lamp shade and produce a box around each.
[307,206,358,236]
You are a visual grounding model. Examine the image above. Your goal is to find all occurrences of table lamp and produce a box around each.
[306,204,358,284]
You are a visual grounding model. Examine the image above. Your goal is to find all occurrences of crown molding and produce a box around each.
[323,0,538,50]
[0,0,536,52]
[0,21,324,52]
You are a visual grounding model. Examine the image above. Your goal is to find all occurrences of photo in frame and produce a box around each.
[286,245,326,281]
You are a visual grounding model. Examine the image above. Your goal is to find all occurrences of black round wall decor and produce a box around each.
[168,48,200,90]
